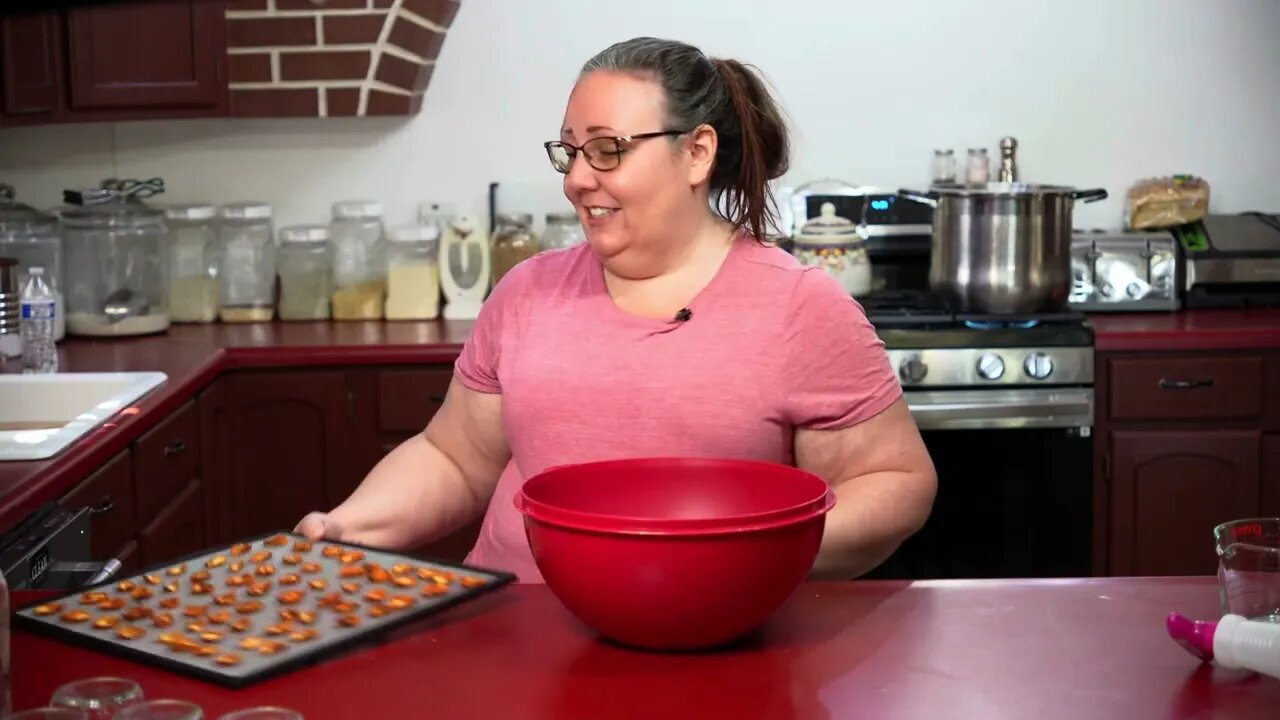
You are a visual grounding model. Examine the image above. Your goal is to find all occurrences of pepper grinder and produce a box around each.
[998,136,1019,183]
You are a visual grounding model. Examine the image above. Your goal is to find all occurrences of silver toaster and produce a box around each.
[1069,229,1180,312]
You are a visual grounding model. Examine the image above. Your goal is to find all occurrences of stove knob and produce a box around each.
[898,354,928,384]
[1024,352,1054,380]
[975,352,1005,381]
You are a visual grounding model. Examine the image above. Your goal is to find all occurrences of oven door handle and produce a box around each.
[905,389,1094,430]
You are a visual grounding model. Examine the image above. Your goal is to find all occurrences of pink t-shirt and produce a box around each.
[453,237,901,582]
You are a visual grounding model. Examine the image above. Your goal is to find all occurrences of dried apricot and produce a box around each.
[143,574,162,585]
[229,560,245,573]
[227,574,252,588]
[282,554,301,566]
[368,567,391,584]
[255,564,276,577]
[265,533,289,546]
[191,583,213,595]
[340,582,360,594]
[213,593,236,606]
[167,564,186,576]
[391,576,416,589]
[257,640,287,655]
[230,618,252,633]
[339,565,364,578]
[152,613,175,628]
[333,602,358,614]
[301,562,322,574]
[117,580,136,592]
[279,573,300,586]
[239,637,265,650]
[186,621,206,633]
[130,587,154,601]
[247,581,271,596]
[386,595,414,610]
[191,570,211,583]
[117,625,146,640]
[158,597,180,610]
[364,588,388,602]
[215,653,242,666]
[421,584,447,597]
[79,591,108,605]
[391,563,413,576]
[367,606,389,619]
[340,550,365,564]
[236,601,264,615]
[308,579,327,591]
[265,623,291,636]
[33,602,63,616]
[92,615,119,630]
[293,540,313,553]
[200,631,224,643]
[289,627,318,642]
[230,543,252,556]
[249,550,271,564]
[206,555,227,569]
[194,645,218,657]
[296,611,316,625]
[163,582,180,594]
[207,610,231,625]
[276,590,303,605]
[459,576,487,589]
[183,605,207,618]
[97,597,127,611]
[321,545,343,558]
[338,614,360,628]
[122,606,152,621]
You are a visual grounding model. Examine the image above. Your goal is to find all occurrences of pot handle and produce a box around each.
[897,189,937,208]
[1070,188,1109,203]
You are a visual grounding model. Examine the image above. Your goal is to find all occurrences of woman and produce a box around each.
[296,37,937,582]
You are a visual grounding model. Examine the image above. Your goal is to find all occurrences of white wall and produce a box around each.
[2,0,1278,234]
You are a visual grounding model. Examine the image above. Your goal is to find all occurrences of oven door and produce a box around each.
[863,387,1094,580]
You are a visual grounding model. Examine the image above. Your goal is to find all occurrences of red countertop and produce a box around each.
[1089,309,1280,352]
[11,578,1277,719]
[0,321,472,530]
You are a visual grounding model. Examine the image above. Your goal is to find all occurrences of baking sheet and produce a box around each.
[14,531,515,688]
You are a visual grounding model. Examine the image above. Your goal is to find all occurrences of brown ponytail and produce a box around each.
[710,58,790,243]
[581,38,792,243]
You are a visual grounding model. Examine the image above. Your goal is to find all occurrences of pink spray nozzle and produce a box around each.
[1167,611,1217,662]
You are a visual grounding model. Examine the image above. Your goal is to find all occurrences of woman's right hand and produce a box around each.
[294,511,345,542]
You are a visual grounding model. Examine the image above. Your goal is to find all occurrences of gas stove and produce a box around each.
[860,290,1094,430]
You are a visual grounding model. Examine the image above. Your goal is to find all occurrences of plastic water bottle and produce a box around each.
[20,266,57,373]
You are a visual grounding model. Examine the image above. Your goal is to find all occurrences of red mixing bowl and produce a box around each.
[513,457,836,650]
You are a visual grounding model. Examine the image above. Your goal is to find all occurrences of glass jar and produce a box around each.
[217,202,275,323]
[384,224,441,321]
[932,149,957,185]
[541,212,585,251]
[0,186,65,340]
[60,194,170,337]
[330,200,386,320]
[966,148,990,184]
[491,212,540,285]
[277,225,332,321]
[165,203,218,323]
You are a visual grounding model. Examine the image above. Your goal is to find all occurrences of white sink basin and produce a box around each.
[0,372,168,461]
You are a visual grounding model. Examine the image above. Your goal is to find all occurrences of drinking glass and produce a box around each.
[217,708,303,720]
[10,709,88,720]
[51,677,144,719]
[112,699,203,720]
[1215,517,1280,622]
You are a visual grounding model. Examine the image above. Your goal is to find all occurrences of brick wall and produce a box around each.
[225,0,459,118]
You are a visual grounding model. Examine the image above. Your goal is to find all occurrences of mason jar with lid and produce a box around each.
[541,211,585,251]
[330,200,386,320]
[60,193,170,337]
[491,212,540,285]
[277,225,333,321]
[384,224,440,321]
[165,203,219,323]
[0,185,65,340]
[217,201,275,323]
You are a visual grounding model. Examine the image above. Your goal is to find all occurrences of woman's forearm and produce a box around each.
[809,469,935,580]
[325,433,486,550]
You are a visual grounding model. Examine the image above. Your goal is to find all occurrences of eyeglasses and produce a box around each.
[543,129,689,174]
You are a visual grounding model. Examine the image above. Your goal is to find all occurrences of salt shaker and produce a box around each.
[998,137,1019,182]
[966,148,990,184]
[931,149,957,185]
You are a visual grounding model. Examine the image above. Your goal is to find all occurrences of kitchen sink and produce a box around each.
[0,372,168,461]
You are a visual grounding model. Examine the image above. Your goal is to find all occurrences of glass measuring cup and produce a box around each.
[1214,518,1280,622]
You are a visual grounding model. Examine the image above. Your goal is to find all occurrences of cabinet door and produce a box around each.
[201,371,350,543]
[1109,430,1260,576]
[1263,434,1280,518]
[59,451,138,563]
[66,0,225,111]
[0,10,62,117]
[138,479,205,566]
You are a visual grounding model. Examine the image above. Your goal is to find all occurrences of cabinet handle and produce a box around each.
[164,438,187,456]
[90,497,114,515]
[1159,378,1214,390]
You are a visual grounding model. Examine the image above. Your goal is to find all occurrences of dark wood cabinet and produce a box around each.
[1108,430,1260,576]
[138,479,205,566]
[59,450,137,563]
[1263,434,1280,519]
[199,371,351,544]
[65,0,226,113]
[0,10,62,120]
[133,399,202,526]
